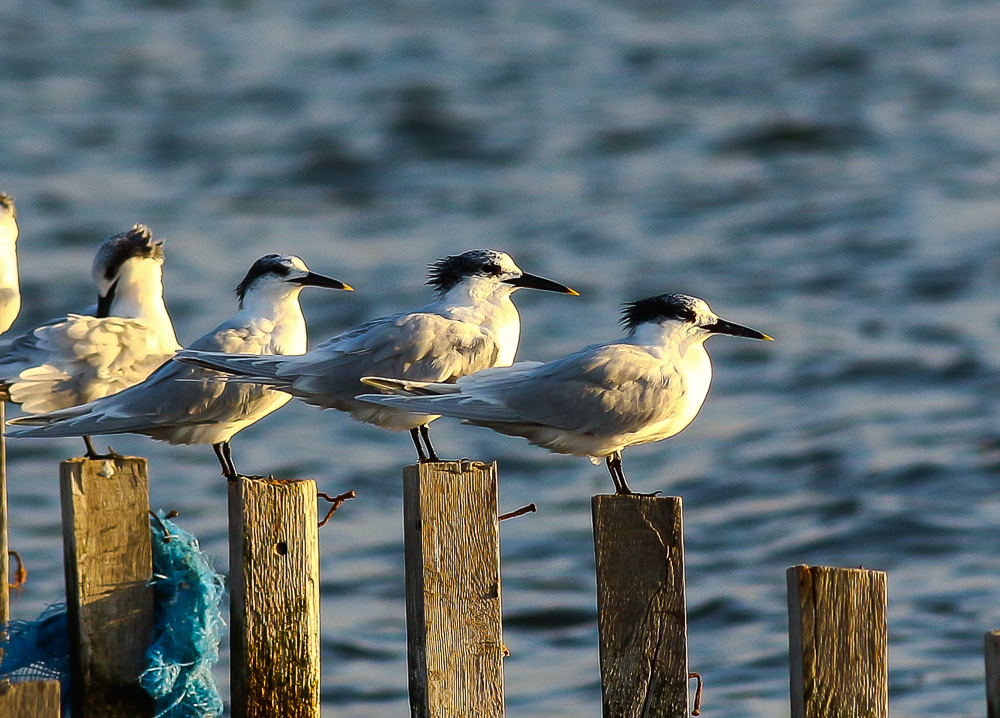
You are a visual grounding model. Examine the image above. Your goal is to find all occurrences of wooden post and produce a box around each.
[787,565,887,718]
[403,461,504,718]
[0,681,62,717]
[986,630,1000,717]
[592,494,688,718]
[1,403,62,716]
[1,402,8,629]
[61,456,155,718]
[228,477,320,718]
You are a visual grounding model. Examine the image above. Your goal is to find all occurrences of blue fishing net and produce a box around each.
[0,512,226,718]
[141,511,226,718]
[0,602,70,704]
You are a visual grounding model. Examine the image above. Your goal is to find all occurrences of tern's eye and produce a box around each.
[484,262,503,275]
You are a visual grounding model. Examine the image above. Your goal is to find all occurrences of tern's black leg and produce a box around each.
[606,451,660,497]
[418,424,440,462]
[83,435,119,460]
[606,452,632,494]
[221,441,241,479]
[409,428,429,463]
[214,442,238,481]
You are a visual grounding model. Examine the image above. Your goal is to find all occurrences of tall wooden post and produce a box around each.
[592,494,689,718]
[787,565,887,718]
[61,456,155,718]
[0,682,62,717]
[1,402,8,629]
[0,402,62,716]
[228,477,320,718]
[403,461,504,718]
[985,630,1000,717]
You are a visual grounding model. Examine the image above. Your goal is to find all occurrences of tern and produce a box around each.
[0,194,21,335]
[7,254,352,480]
[357,293,772,494]
[0,224,180,457]
[173,249,578,462]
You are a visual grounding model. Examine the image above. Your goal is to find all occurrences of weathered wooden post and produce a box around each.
[228,477,320,718]
[1,402,8,628]
[61,455,155,717]
[985,630,1000,717]
[787,565,887,718]
[0,681,62,717]
[592,494,689,718]
[0,402,61,716]
[403,461,505,718]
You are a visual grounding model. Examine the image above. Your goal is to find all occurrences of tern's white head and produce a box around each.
[426,249,579,300]
[91,224,166,318]
[620,293,773,345]
[235,253,353,310]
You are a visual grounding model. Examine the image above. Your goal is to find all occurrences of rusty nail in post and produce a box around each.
[317,490,357,527]
[499,502,537,521]
[688,672,703,716]
[148,509,175,542]
[8,550,26,591]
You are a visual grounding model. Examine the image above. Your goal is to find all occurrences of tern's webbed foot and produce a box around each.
[230,473,271,481]
[83,436,120,461]
[617,489,662,498]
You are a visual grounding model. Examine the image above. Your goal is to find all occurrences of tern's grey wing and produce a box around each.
[6,314,180,412]
[280,312,500,408]
[0,315,70,378]
[492,344,681,436]
[107,322,280,427]
[10,323,280,436]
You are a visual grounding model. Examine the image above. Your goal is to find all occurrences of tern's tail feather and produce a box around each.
[6,402,106,438]
[173,350,286,386]
[360,376,462,397]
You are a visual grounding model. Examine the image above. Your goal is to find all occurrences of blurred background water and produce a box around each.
[3,0,1000,715]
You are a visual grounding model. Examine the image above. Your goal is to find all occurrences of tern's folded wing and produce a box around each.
[5,314,180,412]
[500,344,681,436]
[8,323,281,436]
[278,312,501,406]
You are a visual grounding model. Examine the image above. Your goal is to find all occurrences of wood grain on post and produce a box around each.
[403,461,504,718]
[0,680,61,717]
[60,456,155,718]
[985,630,1000,717]
[1,406,60,717]
[1,402,9,627]
[228,477,320,718]
[592,494,688,718]
[787,565,887,718]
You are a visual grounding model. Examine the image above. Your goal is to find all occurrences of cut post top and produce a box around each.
[405,459,496,474]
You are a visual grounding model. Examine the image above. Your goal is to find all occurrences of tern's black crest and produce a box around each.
[235,254,294,307]
[620,293,700,332]
[0,193,16,220]
[427,249,507,295]
[95,224,164,281]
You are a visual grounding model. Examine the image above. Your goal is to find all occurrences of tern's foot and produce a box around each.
[85,446,121,461]
[227,473,279,482]
[615,488,662,497]
[83,435,121,460]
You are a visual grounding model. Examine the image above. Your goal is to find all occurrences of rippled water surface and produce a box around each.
[4,1,1000,715]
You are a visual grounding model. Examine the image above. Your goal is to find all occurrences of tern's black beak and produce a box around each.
[504,272,580,295]
[708,317,773,341]
[292,272,354,291]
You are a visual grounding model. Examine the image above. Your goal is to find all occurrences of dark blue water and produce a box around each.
[4,1,1000,715]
